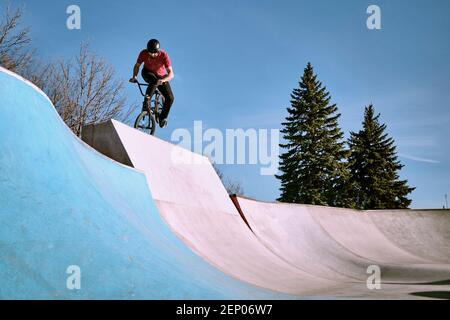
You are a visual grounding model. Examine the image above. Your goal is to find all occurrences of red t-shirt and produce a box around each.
[137,49,171,78]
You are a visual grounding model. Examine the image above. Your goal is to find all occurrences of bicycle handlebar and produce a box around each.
[130,80,149,96]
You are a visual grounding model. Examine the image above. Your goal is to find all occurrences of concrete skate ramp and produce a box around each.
[84,121,338,296]
[0,67,295,299]
[233,196,450,285]
[83,119,450,298]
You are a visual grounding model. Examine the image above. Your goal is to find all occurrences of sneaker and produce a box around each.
[159,119,167,128]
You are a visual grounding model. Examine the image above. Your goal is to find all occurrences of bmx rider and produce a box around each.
[129,39,174,128]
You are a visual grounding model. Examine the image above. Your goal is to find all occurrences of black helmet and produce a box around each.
[147,39,160,53]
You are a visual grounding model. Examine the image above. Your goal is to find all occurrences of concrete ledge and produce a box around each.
[81,120,133,167]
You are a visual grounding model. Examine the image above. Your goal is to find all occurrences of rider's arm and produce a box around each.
[160,66,174,83]
[132,62,141,79]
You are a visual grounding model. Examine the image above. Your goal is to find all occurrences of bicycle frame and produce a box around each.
[132,80,164,135]
[133,80,164,115]
[133,80,162,101]
[133,81,149,97]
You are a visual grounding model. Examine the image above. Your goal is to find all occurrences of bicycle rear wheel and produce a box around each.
[134,110,156,135]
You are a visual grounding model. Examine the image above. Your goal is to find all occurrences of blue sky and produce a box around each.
[7,0,450,208]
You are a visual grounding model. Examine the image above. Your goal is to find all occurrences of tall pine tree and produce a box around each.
[348,105,415,209]
[276,63,351,206]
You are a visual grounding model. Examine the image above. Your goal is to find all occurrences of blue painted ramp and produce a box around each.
[0,68,293,299]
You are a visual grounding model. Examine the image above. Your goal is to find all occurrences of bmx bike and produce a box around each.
[132,80,165,136]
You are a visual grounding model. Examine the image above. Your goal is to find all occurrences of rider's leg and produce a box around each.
[141,69,158,107]
[157,81,174,122]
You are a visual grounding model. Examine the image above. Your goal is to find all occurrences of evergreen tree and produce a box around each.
[276,63,351,206]
[348,105,415,209]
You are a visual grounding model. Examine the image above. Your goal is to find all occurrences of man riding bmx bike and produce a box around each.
[129,39,174,128]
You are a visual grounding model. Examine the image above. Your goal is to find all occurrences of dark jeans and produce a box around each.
[141,68,174,121]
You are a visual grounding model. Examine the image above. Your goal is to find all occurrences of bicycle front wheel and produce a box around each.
[134,110,156,135]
